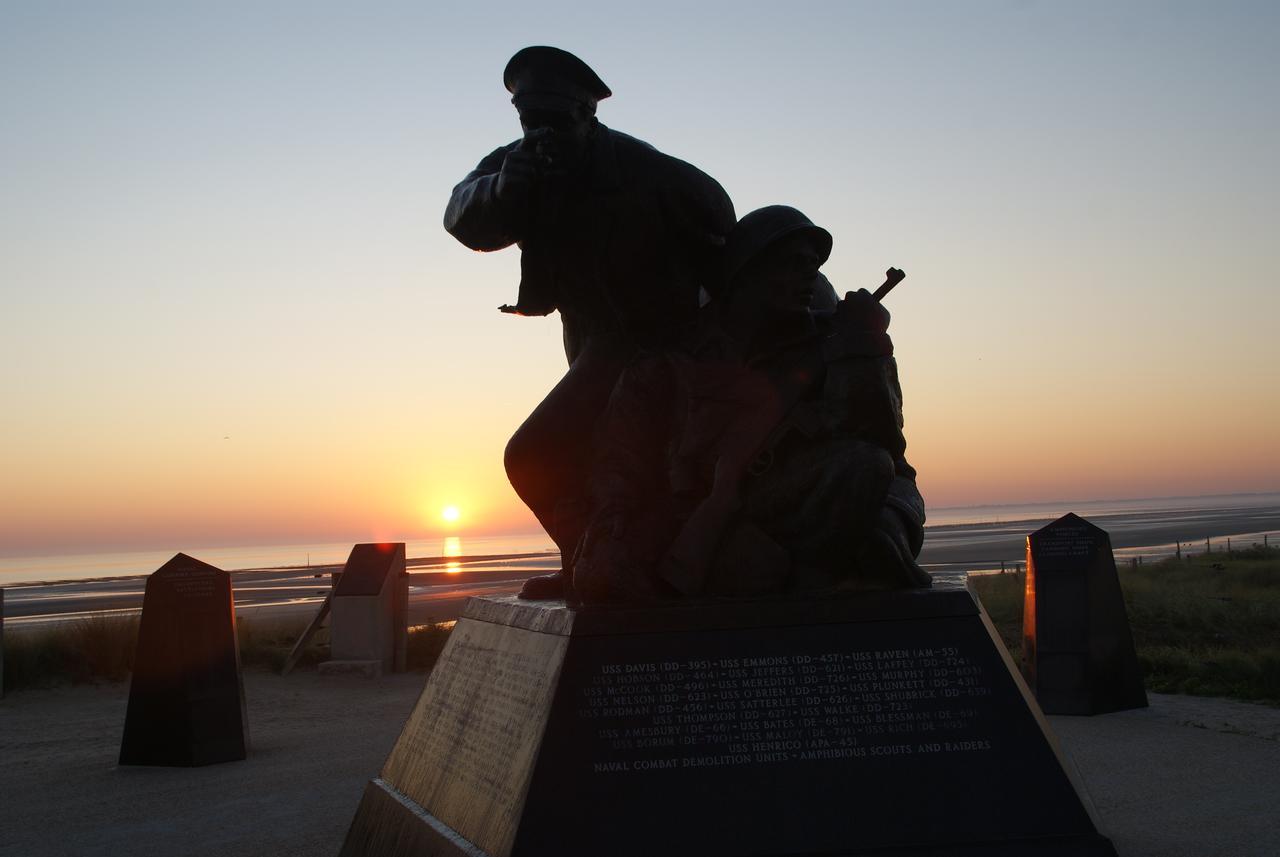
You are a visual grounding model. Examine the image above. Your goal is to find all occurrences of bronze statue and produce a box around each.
[573,206,929,603]
[444,46,735,599]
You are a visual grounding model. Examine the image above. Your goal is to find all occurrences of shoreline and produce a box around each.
[2,502,1277,593]
[0,551,559,590]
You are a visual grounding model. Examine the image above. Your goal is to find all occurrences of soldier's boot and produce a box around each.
[517,499,587,601]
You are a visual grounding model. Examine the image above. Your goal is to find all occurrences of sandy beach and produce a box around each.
[917,501,1280,567]
[5,500,1278,630]
[1,667,1277,857]
[1,557,558,631]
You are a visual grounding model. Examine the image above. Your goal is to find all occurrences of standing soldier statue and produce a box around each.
[444,46,735,599]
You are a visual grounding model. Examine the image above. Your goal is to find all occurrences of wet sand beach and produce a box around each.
[5,500,1277,629]
[918,501,1280,569]
[2,555,559,630]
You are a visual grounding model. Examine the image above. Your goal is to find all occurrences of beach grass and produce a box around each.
[2,615,141,689]
[970,546,1280,704]
[406,622,455,670]
[238,615,329,672]
[2,614,455,692]
[970,573,1026,667]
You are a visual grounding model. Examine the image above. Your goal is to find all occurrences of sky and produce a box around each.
[2,1,1278,556]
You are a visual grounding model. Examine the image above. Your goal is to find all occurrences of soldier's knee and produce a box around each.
[504,429,535,487]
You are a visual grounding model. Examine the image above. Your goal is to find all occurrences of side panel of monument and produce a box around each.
[341,587,1117,856]
[324,543,408,675]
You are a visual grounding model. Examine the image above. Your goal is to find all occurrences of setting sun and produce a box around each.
[441,505,460,523]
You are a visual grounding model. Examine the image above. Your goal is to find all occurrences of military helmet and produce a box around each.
[720,205,833,293]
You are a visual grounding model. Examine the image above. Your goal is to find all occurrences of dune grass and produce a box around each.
[2,615,141,690]
[969,546,1280,704]
[2,613,455,693]
[406,622,454,671]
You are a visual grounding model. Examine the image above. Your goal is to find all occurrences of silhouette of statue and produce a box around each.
[444,46,735,599]
[573,206,929,603]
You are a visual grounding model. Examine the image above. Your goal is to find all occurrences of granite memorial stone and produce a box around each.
[1023,513,1147,715]
[119,553,248,766]
[321,542,407,677]
[340,585,1117,856]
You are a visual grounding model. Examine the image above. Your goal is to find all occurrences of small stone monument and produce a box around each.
[119,553,248,766]
[1023,513,1147,715]
[340,585,1117,856]
[320,543,408,677]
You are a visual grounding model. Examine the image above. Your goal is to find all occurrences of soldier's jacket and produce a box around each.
[444,124,735,362]
[587,308,926,567]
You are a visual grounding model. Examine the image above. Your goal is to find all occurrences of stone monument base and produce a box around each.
[340,587,1117,857]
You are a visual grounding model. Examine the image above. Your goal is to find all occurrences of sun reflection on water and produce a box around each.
[444,536,462,573]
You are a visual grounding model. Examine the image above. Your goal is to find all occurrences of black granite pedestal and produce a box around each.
[1024,514,1148,715]
[119,553,248,767]
[341,585,1116,856]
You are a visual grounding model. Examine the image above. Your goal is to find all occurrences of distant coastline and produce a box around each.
[2,491,1278,588]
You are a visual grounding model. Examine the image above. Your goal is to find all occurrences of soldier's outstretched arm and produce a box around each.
[442,144,524,251]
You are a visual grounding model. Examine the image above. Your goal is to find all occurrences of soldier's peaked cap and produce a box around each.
[504,46,611,109]
[722,205,833,289]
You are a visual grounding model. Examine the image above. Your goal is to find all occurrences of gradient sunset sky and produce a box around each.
[3,1,1277,556]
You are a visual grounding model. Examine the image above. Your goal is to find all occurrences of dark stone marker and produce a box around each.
[119,553,248,766]
[1024,513,1147,715]
[341,586,1117,856]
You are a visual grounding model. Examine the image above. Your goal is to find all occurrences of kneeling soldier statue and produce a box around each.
[574,205,928,603]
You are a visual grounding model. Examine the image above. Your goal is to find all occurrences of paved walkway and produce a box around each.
[1051,694,1280,857]
[1,675,1276,856]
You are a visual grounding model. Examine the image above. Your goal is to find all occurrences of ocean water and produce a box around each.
[2,492,1277,586]
[922,491,1280,527]
[0,533,557,586]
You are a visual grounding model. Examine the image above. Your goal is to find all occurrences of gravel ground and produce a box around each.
[0,669,426,857]
[2,673,1277,856]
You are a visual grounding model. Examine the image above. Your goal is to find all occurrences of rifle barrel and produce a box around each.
[872,268,906,302]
